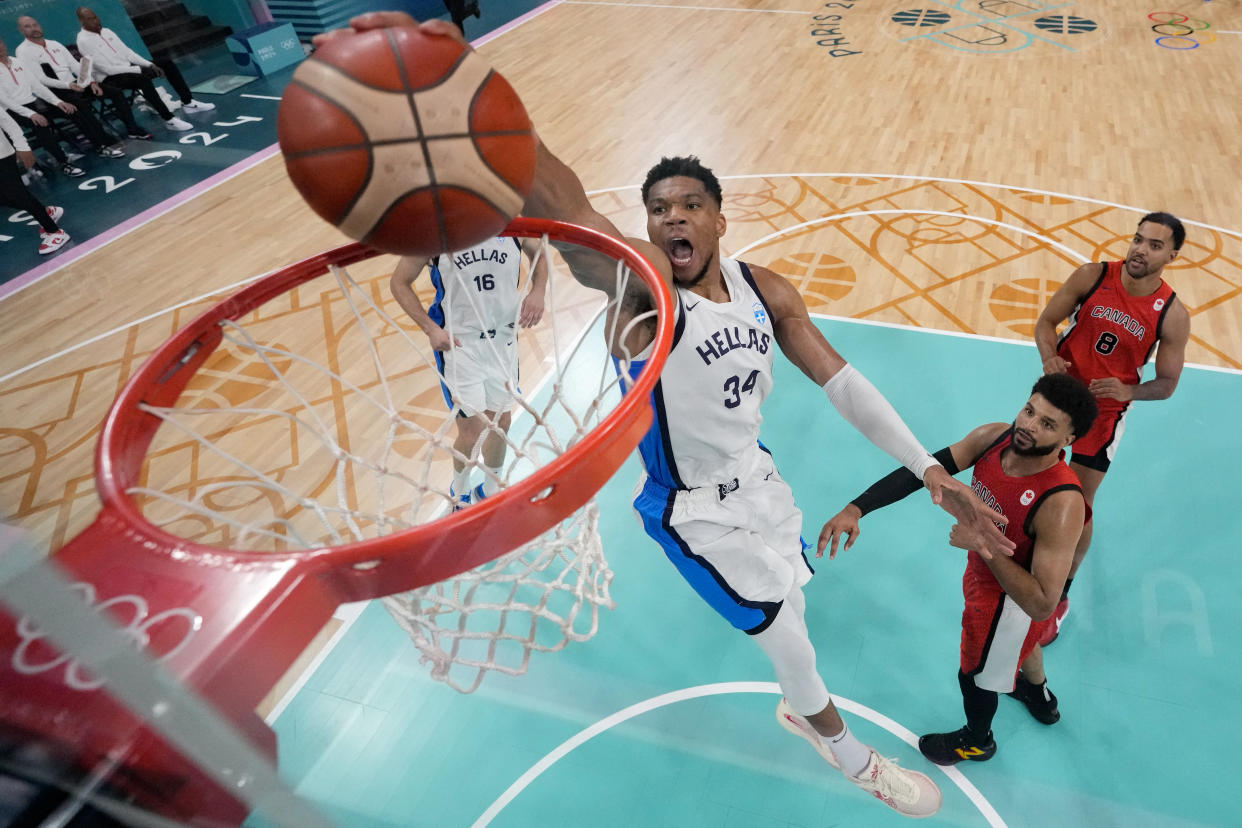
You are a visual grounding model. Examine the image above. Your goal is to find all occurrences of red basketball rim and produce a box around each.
[95,217,671,598]
[0,218,670,827]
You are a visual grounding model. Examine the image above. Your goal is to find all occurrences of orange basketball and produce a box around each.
[277,27,536,256]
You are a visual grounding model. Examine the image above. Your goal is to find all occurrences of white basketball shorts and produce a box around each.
[632,447,812,633]
[439,331,518,416]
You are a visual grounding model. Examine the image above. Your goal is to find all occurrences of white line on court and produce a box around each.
[264,600,369,724]
[0,145,282,303]
[808,313,1242,375]
[735,207,1089,265]
[812,311,1045,347]
[472,0,563,47]
[0,266,280,387]
[590,172,1242,241]
[733,207,1242,376]
[7,181,1239,391]
[470,681,1008,828]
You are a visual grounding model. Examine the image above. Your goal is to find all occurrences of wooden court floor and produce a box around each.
[1,0,1240,824]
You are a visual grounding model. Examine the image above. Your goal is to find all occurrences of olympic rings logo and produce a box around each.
[1148,12,1215,50]
[12,582,201,692]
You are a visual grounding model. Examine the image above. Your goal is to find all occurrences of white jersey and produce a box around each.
[428,237,523,335]
[627,256,776,489]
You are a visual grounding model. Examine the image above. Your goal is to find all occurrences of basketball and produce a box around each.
[277,27,536,256]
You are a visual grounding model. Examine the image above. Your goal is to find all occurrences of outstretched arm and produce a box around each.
[761,266,931,475]
[818,422,1011,559]
[327,16,664,294]
[523,137,672,309]
[317,14,671,356]
[818,444,960,560]
[755,265,1014,559]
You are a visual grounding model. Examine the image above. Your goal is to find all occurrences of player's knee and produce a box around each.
[455,415,485,445]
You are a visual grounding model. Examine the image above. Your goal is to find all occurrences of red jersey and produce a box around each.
[963,433,1086,596]
[1056,261,1176,412]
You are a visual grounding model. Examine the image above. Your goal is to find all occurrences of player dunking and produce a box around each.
[390,236,547,506]
[1032,212,1190,641]
[821,374,1098,764]
[326,15,1014,819]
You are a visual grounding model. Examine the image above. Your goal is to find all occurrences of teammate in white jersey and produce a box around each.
[327,14,1013,819]
[390,236,547,506]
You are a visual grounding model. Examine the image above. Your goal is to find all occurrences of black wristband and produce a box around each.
[850,445,959,517]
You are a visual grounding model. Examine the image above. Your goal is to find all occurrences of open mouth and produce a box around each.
[668,238,694,268]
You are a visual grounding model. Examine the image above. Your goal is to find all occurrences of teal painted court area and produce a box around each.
[263,319,1240,828]
[0,45,293,282]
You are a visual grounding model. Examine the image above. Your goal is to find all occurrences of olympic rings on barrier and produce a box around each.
[12,581,201,692]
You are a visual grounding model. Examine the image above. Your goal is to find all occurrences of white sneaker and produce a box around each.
[164,117,193,132]
[847,749,941,819]
[39,229,70,255]
[181,99,215,113]
[46,206,64,223]
[775,698,840,770]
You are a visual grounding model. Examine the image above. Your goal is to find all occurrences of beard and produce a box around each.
[1125,256,1158,278]
[1009,423,1060,457]
[676,252,714,289]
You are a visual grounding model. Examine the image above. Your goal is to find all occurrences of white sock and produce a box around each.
[825,722,871,777]
[452,466,471,496]
[482,464,503,496]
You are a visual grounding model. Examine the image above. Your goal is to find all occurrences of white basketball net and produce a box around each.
[128,235,650,692]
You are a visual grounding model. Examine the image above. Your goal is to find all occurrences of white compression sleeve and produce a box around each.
[823,364,940,480]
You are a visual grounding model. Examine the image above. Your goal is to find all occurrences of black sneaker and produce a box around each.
[60,162,85,178]
[1008,674,1060,724]
[918,726,997,766]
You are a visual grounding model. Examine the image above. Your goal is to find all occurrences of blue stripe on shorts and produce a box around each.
[632,477,782,634]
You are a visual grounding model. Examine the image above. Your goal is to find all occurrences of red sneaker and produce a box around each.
[1040,597,1069,646]
[39,229,71,255]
